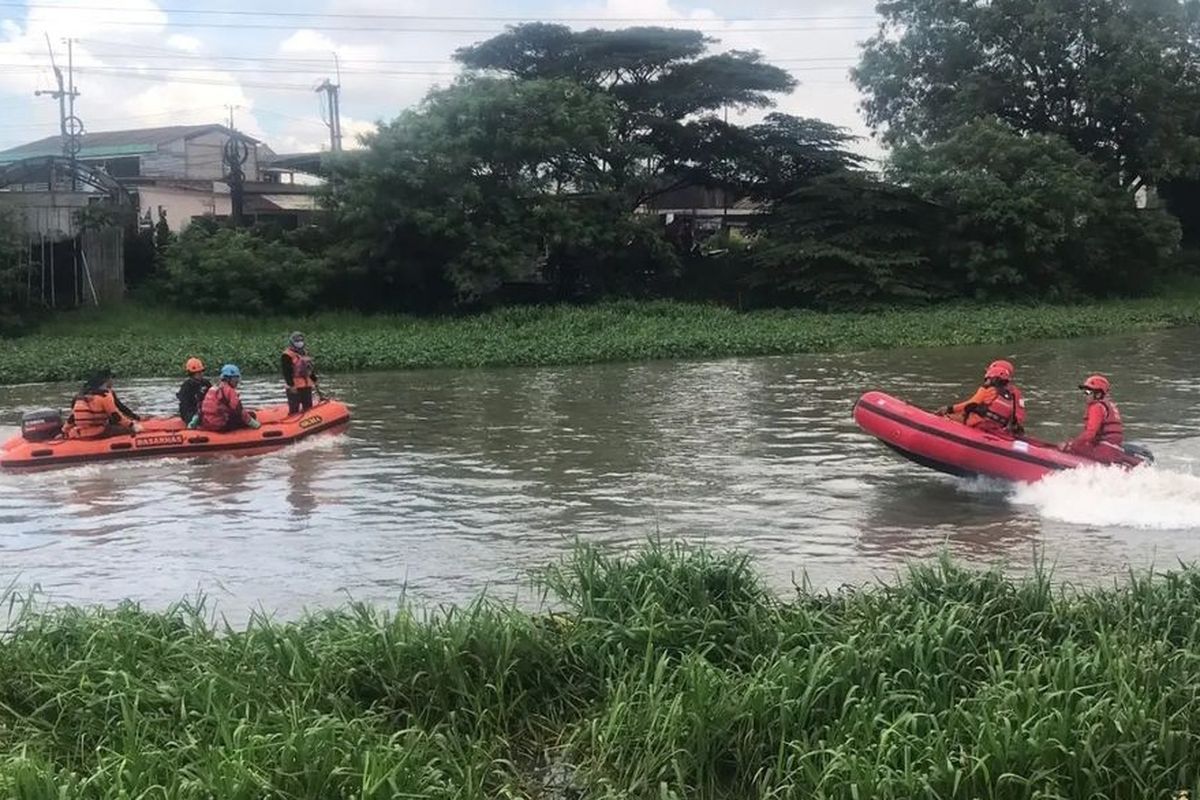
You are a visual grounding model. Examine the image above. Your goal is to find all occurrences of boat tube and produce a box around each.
[853,391,1151,483]
[1,399,350,470]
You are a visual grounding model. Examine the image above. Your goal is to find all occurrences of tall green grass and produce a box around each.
[2,541,1199,797]
[3,293,1200,384]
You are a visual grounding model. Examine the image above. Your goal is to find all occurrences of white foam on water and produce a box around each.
[1011,464,1200,530]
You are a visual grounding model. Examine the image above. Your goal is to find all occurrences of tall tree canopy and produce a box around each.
[455,24,798,205]
[854,0,1200,189]
[891,119,1180,298]
[326,77,620,308]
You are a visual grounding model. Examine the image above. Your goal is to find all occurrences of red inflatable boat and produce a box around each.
[853,391,1152,483]
[1,399,350,470]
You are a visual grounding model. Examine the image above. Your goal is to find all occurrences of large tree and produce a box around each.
[455,24,797,206]
[747,172,952,308]
[326,76,657,307]
[891,118,1180,298]
[854,0,1200,190]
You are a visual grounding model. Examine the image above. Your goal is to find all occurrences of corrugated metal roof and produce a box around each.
[0,124,259,164]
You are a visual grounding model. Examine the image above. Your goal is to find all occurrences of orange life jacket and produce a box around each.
[68,390,120,439]
[1092,399,1124,445]
[284,347,315,390]
[967,385,1022,430]
[200,382,245,431]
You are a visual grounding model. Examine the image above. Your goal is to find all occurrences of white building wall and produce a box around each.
[138,185,231,231]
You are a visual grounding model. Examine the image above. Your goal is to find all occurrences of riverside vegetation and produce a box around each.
[1,541,1198,798]
[8,4,1200,331]
[3,293,1200,385]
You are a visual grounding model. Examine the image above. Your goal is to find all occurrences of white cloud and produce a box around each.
[166,34,202,53]
[0,0,885,163]
[22,0,168,38]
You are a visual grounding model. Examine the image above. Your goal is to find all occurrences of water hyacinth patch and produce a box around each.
[3,294,1200,385]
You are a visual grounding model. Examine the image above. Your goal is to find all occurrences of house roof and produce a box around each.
[0,124,259,165]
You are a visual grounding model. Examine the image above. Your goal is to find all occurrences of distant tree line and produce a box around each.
[86,3,1200,316]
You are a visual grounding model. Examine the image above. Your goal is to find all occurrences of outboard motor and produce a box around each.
[21,409,63,442]
[1122,442,1155,466]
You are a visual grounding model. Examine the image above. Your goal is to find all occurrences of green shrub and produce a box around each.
[0,209,31,335]
[891,119,1182,299]
[747,172,956,308]
[160,223,331,315]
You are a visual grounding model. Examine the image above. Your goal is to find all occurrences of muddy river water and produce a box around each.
[2,328,1199,623]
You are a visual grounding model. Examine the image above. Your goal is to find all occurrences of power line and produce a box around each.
[12,20,878,33]
[2,2,878,23]
[0,106,228,130]
[0,62,853,76]
[65,49,859,66]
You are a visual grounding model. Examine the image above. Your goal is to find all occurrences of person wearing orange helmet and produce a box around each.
[1061,374,1138,465]
[934,359,1026,436]
[176,357,212,423]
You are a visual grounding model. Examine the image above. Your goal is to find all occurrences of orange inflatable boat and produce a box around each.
[1,399,351,470]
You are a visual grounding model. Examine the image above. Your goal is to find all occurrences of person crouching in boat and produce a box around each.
[190,364,261,432]
[176,357,212,423]
[1060,374,1138,465]
[934,359,1026,436]
[281,331,318,415]
[65,368,142,439]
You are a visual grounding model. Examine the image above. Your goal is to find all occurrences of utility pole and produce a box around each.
[34,35,82,188]
[316,54,342,152]
[225,103,240,130]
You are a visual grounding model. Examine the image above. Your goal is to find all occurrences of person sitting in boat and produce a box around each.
[933,359,1026,436]
[281,331,318,415]
[65,368,142,439]
[1060,374,1139,465]
[190,364,261,432]
[176,357,212,423]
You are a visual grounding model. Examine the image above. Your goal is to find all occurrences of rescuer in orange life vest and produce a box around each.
[176,357,212,423]
[65,368,142,439]
[934,359,1026,436]
[1060,374,1139,465]
[281,331,318,415]
[189,364,261,432]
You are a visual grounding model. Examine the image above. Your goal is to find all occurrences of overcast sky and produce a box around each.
[0,0,885,159]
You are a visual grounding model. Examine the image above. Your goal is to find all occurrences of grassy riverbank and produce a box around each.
[2,541,1199,798]
[3,292,1200,384]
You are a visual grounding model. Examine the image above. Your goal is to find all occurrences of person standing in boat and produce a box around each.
[176,357,212,423]
[934,359,1026,436]
[65,369,142,439]
[1060,375,1139,465]
[281,331,318,415]
[191,364,260,432]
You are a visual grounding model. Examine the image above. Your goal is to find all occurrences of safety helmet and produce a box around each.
[86,368,114,390]
[984,359,1014,382]
[1079,374,1110,395]
[220,364,241,380]
[185,357,204,374]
